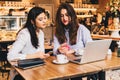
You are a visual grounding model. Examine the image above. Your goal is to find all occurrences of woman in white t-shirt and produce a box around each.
[7,6,50,80]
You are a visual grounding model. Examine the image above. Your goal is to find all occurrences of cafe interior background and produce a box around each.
[0,0,120,80]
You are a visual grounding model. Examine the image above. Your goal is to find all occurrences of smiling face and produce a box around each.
[60,9,71,26]
[35,12,48,29]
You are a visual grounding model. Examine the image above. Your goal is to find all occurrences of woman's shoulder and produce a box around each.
[78,24,87,30]
[78,24,90,34]
[19,28,29,33]
[18,28,29,36]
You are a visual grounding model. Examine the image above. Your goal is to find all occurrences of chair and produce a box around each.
[0,51,11,80]
[0,40,14,80]
[0,67,10,80]
[87,74,98,80]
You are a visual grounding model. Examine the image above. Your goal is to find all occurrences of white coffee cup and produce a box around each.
[108,49,112,55]
[56,54,68,63]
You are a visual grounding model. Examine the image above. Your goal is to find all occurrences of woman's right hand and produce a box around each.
[58,43,70,54]
[35,52,50,59]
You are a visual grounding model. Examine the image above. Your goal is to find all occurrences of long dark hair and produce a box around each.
[55,3,79,45]
[20,7,45,48]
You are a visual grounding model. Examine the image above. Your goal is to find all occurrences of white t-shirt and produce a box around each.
[7,28,45,61]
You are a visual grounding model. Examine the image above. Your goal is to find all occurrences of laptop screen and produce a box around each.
[69,39,112,64]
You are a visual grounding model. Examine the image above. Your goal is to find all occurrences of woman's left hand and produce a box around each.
[58,43,70,54]
[65,49,75,54]
[43,54,50,59]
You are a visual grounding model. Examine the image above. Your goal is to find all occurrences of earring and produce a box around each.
[33,24,35,28]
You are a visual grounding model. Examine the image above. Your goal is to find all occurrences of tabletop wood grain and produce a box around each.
[91,34,120,41]
[10,56,102,80]
[10,51,120,80]
[90,52,120,71]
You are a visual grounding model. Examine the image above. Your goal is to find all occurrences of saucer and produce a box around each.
[52,60,69,64]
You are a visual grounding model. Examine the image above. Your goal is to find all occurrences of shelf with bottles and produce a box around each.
[74,8,97,18]
[74,8,97,11]
[0,6,33,16]
[77,15,93,18]
[0,1,34,7]
[70,3,97,18]
[0,1,35,16]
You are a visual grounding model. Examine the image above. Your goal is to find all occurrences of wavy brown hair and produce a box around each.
[55,3,79,45]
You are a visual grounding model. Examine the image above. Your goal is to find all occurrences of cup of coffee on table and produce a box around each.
[56,54,68,63]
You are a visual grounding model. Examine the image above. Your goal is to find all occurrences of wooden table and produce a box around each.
[91,52,120,71]
[0,30,16,50]
[10,56,102,80]
[0,39,15,51]
[91,34,120,41]
[10,52,120,80]
[44,43,53,50]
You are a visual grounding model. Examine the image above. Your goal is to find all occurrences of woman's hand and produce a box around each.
[36,52,50,59]
[65,49,75,54]
[58,43,70,54]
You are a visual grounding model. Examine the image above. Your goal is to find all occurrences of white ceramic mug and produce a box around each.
[56,54,67,63]
[107,49,112,55]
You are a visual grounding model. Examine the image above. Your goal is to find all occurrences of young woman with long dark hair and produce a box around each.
[53,3,93,80]
[7,6,50,80]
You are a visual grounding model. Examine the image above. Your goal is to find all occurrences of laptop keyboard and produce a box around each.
[73,59,81,62]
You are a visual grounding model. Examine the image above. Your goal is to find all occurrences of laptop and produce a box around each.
[69,39,112,64]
